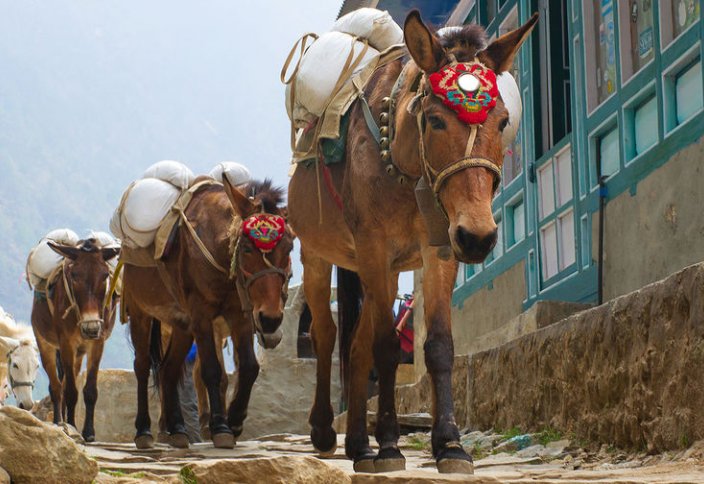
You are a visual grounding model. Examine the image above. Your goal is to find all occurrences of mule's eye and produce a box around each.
[498,117,509,132]
[242,245,254,254]
[428,115,446,130]
[12,363,18,369]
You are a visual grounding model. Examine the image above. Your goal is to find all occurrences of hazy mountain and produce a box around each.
[0,0,339,390]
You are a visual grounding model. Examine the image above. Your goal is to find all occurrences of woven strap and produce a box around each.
[432,157,501,194]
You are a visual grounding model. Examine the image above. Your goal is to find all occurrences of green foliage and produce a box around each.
[179,466,197,484]
[536,427,563,446]
[500,426,523,440]
[471,441,486,460]
[100,470,147,479]
[406,434,430,451]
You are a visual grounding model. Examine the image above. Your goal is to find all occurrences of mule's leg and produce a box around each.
[160,327,193,448]
[81,341,104,442]
[346,253,405,472]
[37,338,62,424]
[421,247,472,473]
[303,252,339,456]
[344,291,376,471]
[226,314,259,439]
[370,272,404,472]
[59,339,79,428]
[129,313,155,448]
[193,354,211,440]
[193,322,234,449]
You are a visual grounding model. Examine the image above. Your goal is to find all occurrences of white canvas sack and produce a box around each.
[27,228,80,285]
[143,160,195,190]
[209,162,251,187]
[111,178,181,248]
[332,8,403,51]
[288,31,379,125]
[496,72,522,151]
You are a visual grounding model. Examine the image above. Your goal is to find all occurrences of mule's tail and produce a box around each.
[336,267,363,410]
[149,319,163,389]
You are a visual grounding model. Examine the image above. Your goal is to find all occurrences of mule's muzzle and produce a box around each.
[79,319,103,340]
[255,312,283,349]
[452,226,497,263]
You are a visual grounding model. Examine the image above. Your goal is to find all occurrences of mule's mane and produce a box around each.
[77,238,100,253]
[0,307,33,341]
[244,179,285,214]
[437,24,488,62]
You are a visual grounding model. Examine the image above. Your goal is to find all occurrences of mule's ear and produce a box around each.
[478,12,538,73]
[223,177,255,218]
[0,336,20,354]
[101,247,120,261]
[47,241,79,260]
[404,10,446,73]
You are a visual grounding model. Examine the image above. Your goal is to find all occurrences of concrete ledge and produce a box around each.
[468,262,704,452]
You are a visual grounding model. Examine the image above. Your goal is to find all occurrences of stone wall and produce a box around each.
[397,261,704,452]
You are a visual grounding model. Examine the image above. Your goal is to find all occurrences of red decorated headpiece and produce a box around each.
[428,61,498,124]
[242,214,286,253]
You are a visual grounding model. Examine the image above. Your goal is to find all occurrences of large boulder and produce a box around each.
[179,456,350,484]
[0,406,98,483]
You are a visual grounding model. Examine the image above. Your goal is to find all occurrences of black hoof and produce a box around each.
[311,426,337,455]
[134,433,155,450]
[168,432,190,449]
[353,456,376,473]
[437,444,474,474]
[374,446,406,473]
[83,433,95,443]
[231,425,243,438]
[212,432,235,449]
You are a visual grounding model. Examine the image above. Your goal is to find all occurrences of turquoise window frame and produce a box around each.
[622,82,659,164]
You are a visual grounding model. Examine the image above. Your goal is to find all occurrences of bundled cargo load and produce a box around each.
[87,231,121,271]
[110,160,193,249]
[208,161,251,188]
[26,228,79,288]
[281,8,405,162]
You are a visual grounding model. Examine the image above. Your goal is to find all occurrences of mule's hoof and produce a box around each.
[436,444,473,474]
[212,432,235,449]
[353,457,376,473]
[134,434,154,450]
[231,425,243,439]
[437,458,474,474]
[168,433,190,449]
[374,447,406,473]
[156,431,170,444]
[311,426,337,455]
[83,434,95,443]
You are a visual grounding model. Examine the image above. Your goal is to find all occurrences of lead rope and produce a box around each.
[61,264,80,320]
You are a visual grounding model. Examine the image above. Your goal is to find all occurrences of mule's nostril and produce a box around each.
[455,227,498,257]
[258,313,283,334]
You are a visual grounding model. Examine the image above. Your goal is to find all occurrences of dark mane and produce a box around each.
[245,178,285,214]
[437,24,488,62]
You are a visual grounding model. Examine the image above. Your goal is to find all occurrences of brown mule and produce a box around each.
[122,178,293,449]
[31,238,120,442]
[288,11,538,473]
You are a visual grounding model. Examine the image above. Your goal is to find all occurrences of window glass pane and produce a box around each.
[464,263,475,279]
[593,0,617,103]
[541,222,558,281]
[559,210,576,270]
[512,200,525,245]
[634,96,658,154]
[599,128,619,177]
[555,147,573,206]
[538,162,555,219]
[492,216,503,260]
[455,263,464,288]
[672,0,700,38]
[628,0,654,73]
[676,60,703,124]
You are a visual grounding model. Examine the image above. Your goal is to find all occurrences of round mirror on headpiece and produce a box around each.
[458,73,481,93]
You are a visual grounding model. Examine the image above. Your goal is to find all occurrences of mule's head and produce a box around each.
[404,11,537,263]
[0,337,39,410]
[48,238,120,340]
[224,178,294,349]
